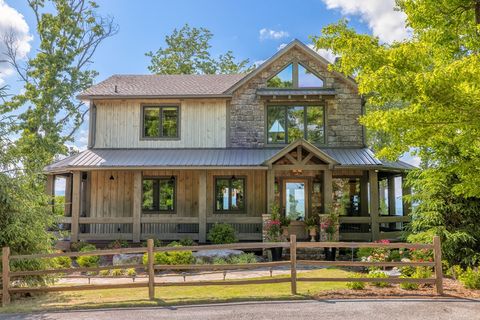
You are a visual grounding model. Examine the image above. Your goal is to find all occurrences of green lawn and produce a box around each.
[1,268,352,314]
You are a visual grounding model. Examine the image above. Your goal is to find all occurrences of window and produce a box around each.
[332,177,361,216]
[267,105,325,144]
[215,177,245,212]
[143,106,179,138]
[142,177,176,212]
[267,62,324,88]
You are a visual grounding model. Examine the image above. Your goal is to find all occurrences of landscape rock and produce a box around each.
[113,253,144,266]
[193,249,244,263]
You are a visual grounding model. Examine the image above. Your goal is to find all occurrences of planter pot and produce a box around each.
[269,247,283,261]
[309,229,317,242]
[325,247,337,261]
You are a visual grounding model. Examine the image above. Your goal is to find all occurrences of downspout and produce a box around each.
[87,100,97,149]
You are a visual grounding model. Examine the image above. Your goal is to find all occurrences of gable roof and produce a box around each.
[77,74,246,99]
[224,39,357,94]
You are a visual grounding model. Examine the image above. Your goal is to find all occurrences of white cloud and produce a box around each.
[277,43,288,51]
[0,0,32,85]
[321,0,410,43]
[259,28,289,40]
[307,44,337,63]
[73,127,89,151]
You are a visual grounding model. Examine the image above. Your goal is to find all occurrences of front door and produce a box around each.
[284,180,306,221]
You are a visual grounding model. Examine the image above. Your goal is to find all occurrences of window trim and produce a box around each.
[266,60,325,89]
[214,176,247,213]
[140,104,181,140]
[265,103,327,146]
[141,176,177,214]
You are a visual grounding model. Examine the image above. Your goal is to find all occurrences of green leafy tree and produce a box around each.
[312,0,480,266]
[146,24,252,74]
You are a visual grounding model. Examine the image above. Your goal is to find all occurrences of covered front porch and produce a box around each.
[44,141,413,244]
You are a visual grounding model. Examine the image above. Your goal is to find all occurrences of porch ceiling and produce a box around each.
[44,147,415,173]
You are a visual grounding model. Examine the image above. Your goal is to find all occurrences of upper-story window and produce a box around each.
[267,62,324,88]
[142,106,179,139]
[267,105,325,144]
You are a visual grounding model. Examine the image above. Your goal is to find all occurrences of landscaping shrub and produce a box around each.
[142,249,194,265]
[52,256,72,269]
[70,241,94,252]
[207,223,237,244]
[108,240,130,249]
[229,253,258,264]
[212,257,229,265]
[99,269,110,276]
[367,270,390,287]
[399,275,419,290]
[346,273,366,290]
[178,238,194,246]
[126,268,137,277]
[459,268,480,289]
[111,268,125,276]
[76,244,100,268]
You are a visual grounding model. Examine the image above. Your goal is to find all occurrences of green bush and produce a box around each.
[212,257,229,265]
[459,268,480,289]
[346,273,366,290]
[207,223,237,244]
[76,244,100,268]
[367,270,390,287]
[126,268,137,276]
[70,241,95,252]
[111,268,125,276]
[229,253,258,264]
[53,256,72,269]
[99,269,110,276]
[178,238,194,246]
[399,275,419,290]
[108,240,130,249]
[142,250,194,265]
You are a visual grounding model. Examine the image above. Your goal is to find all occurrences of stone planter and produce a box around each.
[308,228,317,242]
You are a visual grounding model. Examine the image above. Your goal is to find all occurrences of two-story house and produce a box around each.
[44,40,413,244]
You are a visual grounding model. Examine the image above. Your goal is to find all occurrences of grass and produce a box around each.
[1,268,351,314]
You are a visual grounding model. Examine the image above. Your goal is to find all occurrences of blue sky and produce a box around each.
[1,0,417,165]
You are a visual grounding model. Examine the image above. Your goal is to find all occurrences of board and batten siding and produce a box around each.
[94,99,227,148]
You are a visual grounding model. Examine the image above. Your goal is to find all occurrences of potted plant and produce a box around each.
[265,206,283,261]
[321,208,339,261]
[279,215,291,239]
[305,215,319,242]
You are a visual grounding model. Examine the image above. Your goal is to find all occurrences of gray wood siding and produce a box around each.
[94,99,227,148]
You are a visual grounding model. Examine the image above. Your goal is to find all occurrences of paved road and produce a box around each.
[1,299,479,320]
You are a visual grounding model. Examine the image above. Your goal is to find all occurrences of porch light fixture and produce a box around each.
[109,175,115,181]
[292,169,303,175]
[170,175,175,181]
[231,175,236,180]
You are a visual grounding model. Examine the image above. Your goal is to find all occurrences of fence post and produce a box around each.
[147,239,155,300]
[290,235,297,295]
[433,236,443,295]
[2,247,10,306]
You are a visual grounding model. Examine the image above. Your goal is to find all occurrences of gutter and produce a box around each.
[77,94,233,100]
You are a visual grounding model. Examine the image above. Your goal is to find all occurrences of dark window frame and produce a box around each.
[141,104,180,140]
[141,176,177,214]
[265,104,326,145]
[214,176,246,213]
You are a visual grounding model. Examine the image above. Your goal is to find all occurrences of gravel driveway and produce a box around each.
[1,299,479,320]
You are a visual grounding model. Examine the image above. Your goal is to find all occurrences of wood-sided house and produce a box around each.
[44,40,413,244]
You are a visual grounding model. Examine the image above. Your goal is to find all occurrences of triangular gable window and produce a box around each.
[298,64,324,87]
[266,63,293,88]
[266,62,324,88]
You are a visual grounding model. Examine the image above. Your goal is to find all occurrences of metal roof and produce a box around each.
[78,74,246,99]
[44,148,414,173]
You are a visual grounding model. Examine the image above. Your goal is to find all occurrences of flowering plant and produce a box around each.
[265,219,282,242]
[320,208,339,241]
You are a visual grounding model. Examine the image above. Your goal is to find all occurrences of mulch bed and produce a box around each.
[313,278,480,300]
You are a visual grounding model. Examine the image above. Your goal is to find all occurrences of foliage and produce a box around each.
[207,223,237,244]
[346,273,366,290]
[111,268,125,276]
[142,247,194,266]
[228,253,258,264]
[367,270,390,288]
[304,215,318,231]
[399,275,419,290]
[320,209,338,240]
[76,244,100,268]
[52,256,72,269]
[312,1,480,267]
[146,24,252,75]
[279,215,291,228]
[459,268,480,289]
[108,240,130,249]
[169,238,195,247]
[126,268,137,277]
[99,269,110,276]
[264,219,282,242]
[71,241,96,252]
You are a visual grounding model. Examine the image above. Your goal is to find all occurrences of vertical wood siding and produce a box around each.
[94,99,227,148]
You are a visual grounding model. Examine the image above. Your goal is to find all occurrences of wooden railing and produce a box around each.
[0,236,443,306]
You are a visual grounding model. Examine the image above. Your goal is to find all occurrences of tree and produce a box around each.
[312,0,480,266]
[2,0,118,176]
[146,24,252,75]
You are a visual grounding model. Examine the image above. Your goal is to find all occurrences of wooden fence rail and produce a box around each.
[0,236,443,306]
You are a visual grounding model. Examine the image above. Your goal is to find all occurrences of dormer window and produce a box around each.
[266,62,324,88]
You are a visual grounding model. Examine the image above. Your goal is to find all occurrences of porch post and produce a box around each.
[198,170,207,243]
[323,169,332,213]
[369,170,380,241]
[132,171,142,242]
[71,171,81,242]
[266,169,275,214]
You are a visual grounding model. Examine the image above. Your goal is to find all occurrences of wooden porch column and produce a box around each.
[132,171,142,243]
[71,171,81,242]
[388,176,396,216]
[198,170,207,243]
[402,174,412,216]
[369,170,380,241]
[323,169,332,213]
[266,169,275,214]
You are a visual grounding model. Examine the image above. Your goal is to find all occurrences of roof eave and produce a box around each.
[76,94,233,100]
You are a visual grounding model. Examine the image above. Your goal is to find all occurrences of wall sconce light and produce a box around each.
[231,175,236,180]
[170,175,175,181]
[292,169,303,175]
[109,175,115,181]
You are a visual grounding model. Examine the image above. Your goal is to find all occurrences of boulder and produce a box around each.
[112,253,144,266]
[193,249,244,263]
